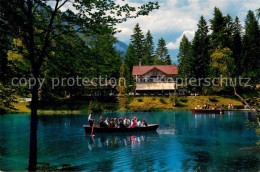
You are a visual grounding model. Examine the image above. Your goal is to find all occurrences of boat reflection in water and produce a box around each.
[86,132,159,151]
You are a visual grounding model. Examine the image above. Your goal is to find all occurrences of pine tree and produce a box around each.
[210,7,226,48]
[143,30,154,65]
[165,55,172,65]
[130,23,145,64]
[124,44,136,84]
[117,63,128,110]
[223,14,234,48]
[177,35,193,78]
[155,38,170,65]
[242,10,260,85]
[192,16,210,79]
[231,16,243,76]
[125,44,137,72]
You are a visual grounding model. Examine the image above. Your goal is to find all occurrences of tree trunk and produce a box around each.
[28,79,39,171]
[230,77,259,116]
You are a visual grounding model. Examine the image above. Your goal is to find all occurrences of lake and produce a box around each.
[0,111,259,171]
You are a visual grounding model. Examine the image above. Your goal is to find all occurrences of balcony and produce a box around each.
[135,82,176,91]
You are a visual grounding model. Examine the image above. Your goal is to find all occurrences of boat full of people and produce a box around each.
[84,112,159,133]
[191,103,224,114]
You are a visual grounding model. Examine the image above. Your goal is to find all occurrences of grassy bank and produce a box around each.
[10,100,118,114]
[127,96,244,111]
[7,95,249,114]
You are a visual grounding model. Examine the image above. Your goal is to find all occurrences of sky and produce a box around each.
[52,0,259,64]
[114,0,260,63]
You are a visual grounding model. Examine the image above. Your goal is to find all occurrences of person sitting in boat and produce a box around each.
[105,117,109,126]
[124,116,130,128]
[137,118,141,127]
[130,119,137,128]
[110,118,115,128]
[98,116,107,128]
[212,104,217,110]
[141,119,147,127]
[118,118,126,128]
[88,111,94,127]
[114,118,118,128]
[131,117,137,126]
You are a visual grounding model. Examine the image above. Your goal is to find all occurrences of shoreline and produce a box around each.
[1,109,253,115]
[2,95,257,114]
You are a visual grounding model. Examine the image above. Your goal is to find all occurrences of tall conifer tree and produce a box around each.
[177,35,193,77]
[125,44,137,73]
[242,10,260,85]
[231,16,243,76]
[210,7,226,48]
[143,30,154,65]
[155,38,170,64]
[192,16,210,79]
[130,23,145,64]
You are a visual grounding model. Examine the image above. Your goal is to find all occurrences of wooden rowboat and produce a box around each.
[83,124,159,133]
[191,109,224,114]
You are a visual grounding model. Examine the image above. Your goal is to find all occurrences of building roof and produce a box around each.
[132,65,178,75]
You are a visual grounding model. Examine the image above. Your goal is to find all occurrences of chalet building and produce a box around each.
[132,65,178,95]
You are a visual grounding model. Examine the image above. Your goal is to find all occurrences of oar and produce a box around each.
[90,119,95,137]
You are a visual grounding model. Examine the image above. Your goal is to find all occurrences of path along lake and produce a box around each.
[0,111,259,171]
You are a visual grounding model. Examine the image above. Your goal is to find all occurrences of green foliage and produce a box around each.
[89,100,103,113]
[210,7,228,48]
[169,95,181,107]
[178,35,193,78]
[131,23,145,63]
[117,63,129,109]
[179,97,188,103]
[242,10,260,85]
[211,47,234,77]
[143,30,155,65]
[256,128,260,145]
[209,97,218,102]
[0,83,17,110]
[231,17,243,76]
[138,98,143,102]
[192,16,210,79]
[173,97,181,107]
[154,38,171,65]
[159,98,167,104]
[177,8,260,95]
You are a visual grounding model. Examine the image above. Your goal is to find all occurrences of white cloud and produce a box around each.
[50,0,260,48]
[166,30,195,49]
[115,0,259,43]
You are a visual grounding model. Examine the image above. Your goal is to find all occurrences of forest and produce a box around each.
[0,4,259,111]
[177,7,260,94]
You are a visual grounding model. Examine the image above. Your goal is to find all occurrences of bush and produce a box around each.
[89,100,103,113]
[152,97,156,101]
[160,98,167,104]
[118,93,127,109]
[209,97,218,102]
[137,98,143,102]
[104,103,117,111]
[179,97,188,103]
[170,95,181,107]
[173,98,181,107]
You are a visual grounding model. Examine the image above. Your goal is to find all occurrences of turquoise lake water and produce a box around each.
[0,111,259,171]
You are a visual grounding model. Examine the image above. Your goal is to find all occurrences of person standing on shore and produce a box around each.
[88,111,94,127]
